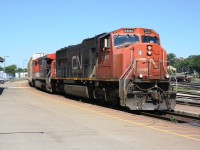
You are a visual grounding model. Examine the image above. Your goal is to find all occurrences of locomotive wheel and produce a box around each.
[93,88,106,105]
[87,84,95,100]
[105,90,119,108]
[46,85,53,93]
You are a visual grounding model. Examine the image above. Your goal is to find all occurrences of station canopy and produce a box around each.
[0,57,4,62]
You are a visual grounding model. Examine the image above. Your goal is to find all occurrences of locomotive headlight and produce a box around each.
[165,74,170,79]
[147,45,152,50]
[147,51,152,56]
[138,73,144,79]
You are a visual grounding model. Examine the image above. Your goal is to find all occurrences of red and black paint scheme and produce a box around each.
[29,53,56,92]
[28,28,176,110]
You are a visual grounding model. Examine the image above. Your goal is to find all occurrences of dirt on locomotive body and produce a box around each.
[28,28,176,111]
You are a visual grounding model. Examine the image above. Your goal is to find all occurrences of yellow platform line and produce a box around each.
[24,87,200,142]
[186,135,200,137]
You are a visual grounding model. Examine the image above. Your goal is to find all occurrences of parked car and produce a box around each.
[176,72,192,82]
[0,77,5,84]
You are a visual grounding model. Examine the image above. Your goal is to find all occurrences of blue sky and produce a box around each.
[0,0,200,68]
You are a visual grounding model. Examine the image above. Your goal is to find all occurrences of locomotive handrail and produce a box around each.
[124,66,135,91]
[119,65,132,80]
[119,49,134,105]
[167,61,177,92]
[119,63,133,106]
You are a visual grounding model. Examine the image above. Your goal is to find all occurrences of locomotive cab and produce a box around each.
[97,28,176,110]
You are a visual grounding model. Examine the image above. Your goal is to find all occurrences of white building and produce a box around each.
[0,71,7,79]
[15,72,28,79]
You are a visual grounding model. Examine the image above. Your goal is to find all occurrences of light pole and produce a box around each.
[4,56,9,79]
[23,59,27,78]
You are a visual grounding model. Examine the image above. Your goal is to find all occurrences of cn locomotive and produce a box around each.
[28,28,176,110]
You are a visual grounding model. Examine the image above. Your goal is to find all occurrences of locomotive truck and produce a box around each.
[28,28,176,110]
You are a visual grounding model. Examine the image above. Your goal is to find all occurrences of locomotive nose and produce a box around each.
[132,43,168,80]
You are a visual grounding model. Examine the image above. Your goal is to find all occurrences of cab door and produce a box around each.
[51,60,56,78]
[33,59,39,78]
[96,34,112,79]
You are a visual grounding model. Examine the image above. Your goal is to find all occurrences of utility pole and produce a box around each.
[23,59,27,78]
[4,56,9,79]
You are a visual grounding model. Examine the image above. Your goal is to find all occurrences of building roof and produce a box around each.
[0,57,4,62]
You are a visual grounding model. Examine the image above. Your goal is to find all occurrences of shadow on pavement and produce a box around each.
[0,87,4,95]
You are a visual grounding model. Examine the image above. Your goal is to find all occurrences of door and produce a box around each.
[96,34,112,79]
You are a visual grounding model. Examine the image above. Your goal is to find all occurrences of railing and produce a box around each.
[119,49,134,106]
[167,62,177,92]
[119,57,177,105]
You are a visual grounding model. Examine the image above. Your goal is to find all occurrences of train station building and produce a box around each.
[0,57,5,79]
[0,56,4,63]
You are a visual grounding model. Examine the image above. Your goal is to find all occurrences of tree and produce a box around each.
[167,53,200,74]
[5,65,17,76]
[167,53,176,66]
[0,66,3,71]
[16,67,23,73]
[16,67,27,73]
[186,55,200,74]
[172,55,200,74]
[24,68,27,72]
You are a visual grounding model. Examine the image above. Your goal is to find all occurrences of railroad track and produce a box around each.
[176,82,200,89]
[177,81,200,86]
[176,101,200,107]
[176,93,200,107]
[141,111,200,127]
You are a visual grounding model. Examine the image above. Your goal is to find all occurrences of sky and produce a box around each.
[0,0,200,68]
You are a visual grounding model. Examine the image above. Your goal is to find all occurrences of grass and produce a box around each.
[192,78,200,83]
[177,87,199,94]
[170,116,178,123]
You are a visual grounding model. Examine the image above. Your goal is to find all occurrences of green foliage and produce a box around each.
[5,65,17,76]
[16,67,24,73]
[193,78,200,83]
[16,68,27,73]
[186,55,200,73]
[170,116,178,123]
[168,53,176,66]
[167,53,200,74]
[177,86,199,94]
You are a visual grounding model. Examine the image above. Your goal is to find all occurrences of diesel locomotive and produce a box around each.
[28,28,176,110]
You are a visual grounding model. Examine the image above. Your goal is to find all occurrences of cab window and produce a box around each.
[142,36,160,45]
[114,35,139,48]
[100,35,110,51]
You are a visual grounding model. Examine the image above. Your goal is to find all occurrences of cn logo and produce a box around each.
[72,55,82,70]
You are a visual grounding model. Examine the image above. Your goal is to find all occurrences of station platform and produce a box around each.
[0,80,200,149]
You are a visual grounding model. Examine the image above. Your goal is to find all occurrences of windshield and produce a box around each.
[114,35,139,48]
[142,36,160,45]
